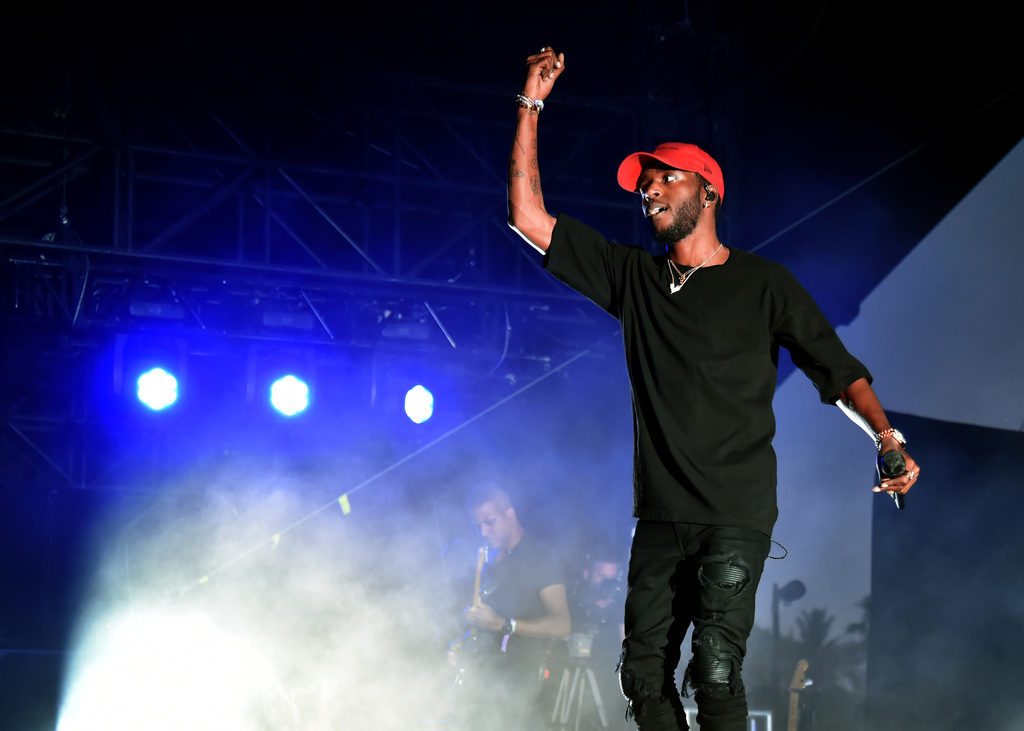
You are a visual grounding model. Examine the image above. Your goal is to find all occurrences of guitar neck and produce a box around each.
[787,691,799,731]
[468,547,486,638]
[472,546,486,606]
[787,659,808,731]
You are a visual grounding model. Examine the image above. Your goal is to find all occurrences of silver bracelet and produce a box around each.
[515,92,544,112]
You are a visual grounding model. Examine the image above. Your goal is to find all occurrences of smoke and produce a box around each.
[50,345,639,730]
[56,460,467,730]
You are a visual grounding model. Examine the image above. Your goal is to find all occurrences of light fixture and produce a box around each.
[403,384,434,424]
[136,367,179,411]
[269,375,310,417]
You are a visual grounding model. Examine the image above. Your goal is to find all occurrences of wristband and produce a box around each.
[515,93,544,112]
[875,427,907,450]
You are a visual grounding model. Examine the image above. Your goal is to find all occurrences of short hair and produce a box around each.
[465,481,512,512]
[584,544,624,567]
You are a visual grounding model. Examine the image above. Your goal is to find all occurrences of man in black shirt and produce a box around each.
[505,47,920,731]
[456,482,571,729]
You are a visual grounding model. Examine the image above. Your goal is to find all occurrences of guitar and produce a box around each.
[787,659,809,731]
[447,546,488,688]
[469,546,486,636]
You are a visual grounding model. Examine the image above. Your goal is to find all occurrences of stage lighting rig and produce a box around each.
[135,367,179,411]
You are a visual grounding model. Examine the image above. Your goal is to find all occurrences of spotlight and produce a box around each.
[136,368,178,410]
[269,375,309,416]
[113,334,187,408]
[403,385,434,424]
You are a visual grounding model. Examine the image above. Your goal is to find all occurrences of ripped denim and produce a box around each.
[617,521,770,731]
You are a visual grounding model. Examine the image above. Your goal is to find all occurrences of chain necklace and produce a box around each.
[667,243,724,294]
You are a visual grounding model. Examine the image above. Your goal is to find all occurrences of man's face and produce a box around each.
[636,167,703,245]
[585,560,619,585]
[472,499,517,551]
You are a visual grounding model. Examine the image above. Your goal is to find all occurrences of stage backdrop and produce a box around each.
[867,412,1024,731]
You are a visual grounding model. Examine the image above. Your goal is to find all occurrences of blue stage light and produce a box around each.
[136,368,179,410]
[270,375,309,416]
[404,385,434,424]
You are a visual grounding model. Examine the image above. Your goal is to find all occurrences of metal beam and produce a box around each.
[0,74,671,491]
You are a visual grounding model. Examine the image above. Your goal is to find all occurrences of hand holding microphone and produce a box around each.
[877,448,908,510]
[836,401,919,510]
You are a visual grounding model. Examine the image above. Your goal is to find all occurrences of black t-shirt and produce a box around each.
[477,534,565,667]
[544,214,871,536]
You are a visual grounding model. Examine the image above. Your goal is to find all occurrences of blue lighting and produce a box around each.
[270,375,309,416]
[404,385,434,424]
[136,368,178,410]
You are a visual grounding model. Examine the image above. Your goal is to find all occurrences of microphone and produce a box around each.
[835,399,906,510]
[878,449,906,510]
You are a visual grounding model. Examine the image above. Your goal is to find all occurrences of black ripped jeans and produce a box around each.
[618,521,770,731]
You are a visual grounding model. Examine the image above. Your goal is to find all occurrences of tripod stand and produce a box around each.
[549,658,611,730]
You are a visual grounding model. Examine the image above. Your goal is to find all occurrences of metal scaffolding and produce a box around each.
[0,0,741,492]
[0,75,650,490]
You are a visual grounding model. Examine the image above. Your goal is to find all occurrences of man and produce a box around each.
[573,550,626,625]
[567,548,630,729]
[505,47,920,731]
[457,482,571,729]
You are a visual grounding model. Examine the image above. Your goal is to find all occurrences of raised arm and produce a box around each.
[507,47,565,253]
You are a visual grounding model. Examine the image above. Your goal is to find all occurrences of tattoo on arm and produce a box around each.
[512,130,541,197]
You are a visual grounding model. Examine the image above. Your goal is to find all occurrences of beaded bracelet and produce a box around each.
[875,427,906,450]
[515,93,544,113]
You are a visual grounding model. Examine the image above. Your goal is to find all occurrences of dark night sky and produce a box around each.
[3,3,1020,375]
[8,4,1018,231]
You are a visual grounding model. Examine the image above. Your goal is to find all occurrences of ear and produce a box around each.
[704,185,718,202]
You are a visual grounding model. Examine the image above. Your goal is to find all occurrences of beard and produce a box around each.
[649,193,702,246]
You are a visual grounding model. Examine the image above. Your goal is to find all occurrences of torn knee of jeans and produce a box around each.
[614,653,628,703]
[697,554,750,600]
[618,667,655,721]
[685,630,743,696]
[619,665,683,723]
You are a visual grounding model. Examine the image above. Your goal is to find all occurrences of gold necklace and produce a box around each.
[667,243,723,294]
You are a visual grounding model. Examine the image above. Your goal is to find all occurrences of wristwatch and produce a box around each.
[875,427,907,450]
[501,617,517,636]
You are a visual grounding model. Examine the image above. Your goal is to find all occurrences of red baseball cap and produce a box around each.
[616,142,725,200]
